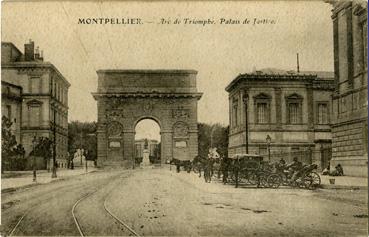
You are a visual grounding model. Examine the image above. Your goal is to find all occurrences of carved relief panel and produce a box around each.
[172,106,189,119]
[107,121,123,137]
[173,121,189,138]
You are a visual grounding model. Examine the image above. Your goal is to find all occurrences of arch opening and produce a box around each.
[134,119,161,166]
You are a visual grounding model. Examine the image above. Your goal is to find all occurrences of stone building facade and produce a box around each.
[330,1,368,176]
[226,69,335,168]
[1,41,70,167]
[92,70,202,167]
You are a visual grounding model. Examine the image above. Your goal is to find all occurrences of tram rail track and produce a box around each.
[5,171,128,237]
[6,181,89,236]
[71,172,140,237]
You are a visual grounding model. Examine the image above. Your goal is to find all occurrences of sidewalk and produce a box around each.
[1,168,97,192]
[320,174,368,189]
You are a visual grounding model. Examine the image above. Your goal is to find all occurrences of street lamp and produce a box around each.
[266,135,271,162]
[242,93,249,154]
[32,134,37,182]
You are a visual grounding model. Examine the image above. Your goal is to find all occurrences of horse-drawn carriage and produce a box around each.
[226,153,321,189]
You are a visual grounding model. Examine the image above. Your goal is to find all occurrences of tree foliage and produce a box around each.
[2,116,26,172]
[31,137,52,160]
[68,121,97,160]
[2,116,17,157]
[198,123,229,159]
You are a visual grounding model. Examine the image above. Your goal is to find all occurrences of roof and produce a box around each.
[225,68,334,92]
[1,80,22,89]
[97,69,198,74]
[2,61,71,87]
[1,42,22,55]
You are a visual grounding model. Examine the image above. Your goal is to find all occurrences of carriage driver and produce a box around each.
[286,157,303,182]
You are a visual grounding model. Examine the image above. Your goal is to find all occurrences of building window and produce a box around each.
[288,103,299,124]
[29,106,41,127]
[317,103,329,124]
[30,77,41,93]
[253,93,271,124]
[257,103,268,124]
[6,105,11,119]
[286,93,303,124]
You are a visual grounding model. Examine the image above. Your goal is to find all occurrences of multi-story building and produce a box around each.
[1,40,70,168]
[330,1,367,176]
[226,69,335,169]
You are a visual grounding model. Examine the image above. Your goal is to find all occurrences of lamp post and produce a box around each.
[32,134,37,182]
[266,135,271,162]
[242,93,249,154]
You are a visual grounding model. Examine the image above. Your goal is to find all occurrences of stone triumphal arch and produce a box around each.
[92,70,202,167]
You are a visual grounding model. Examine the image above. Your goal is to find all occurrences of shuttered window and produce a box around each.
[257,103,268,124]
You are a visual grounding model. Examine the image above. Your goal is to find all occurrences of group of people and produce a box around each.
[322,163,344,176]
[173,148,340,185]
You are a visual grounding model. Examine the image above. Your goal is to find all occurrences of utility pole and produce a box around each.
[32,134,37,182]
[80,132,83,165]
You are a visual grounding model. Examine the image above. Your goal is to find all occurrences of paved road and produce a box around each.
[1,166,367,236]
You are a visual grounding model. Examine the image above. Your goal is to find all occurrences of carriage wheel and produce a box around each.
[267,174,282,189]
[304,172,321,189]
[247,171,258,185]
[231,172,242,183]
[257,172,269,188]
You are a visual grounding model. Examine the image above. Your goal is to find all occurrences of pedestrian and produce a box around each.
[204,159,212,183]
[330,164,344,176]
[220,157,229,184]
[286,157,303,183]
[322,165,330,175]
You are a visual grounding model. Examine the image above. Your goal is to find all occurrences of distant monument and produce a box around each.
[142,139,151,166]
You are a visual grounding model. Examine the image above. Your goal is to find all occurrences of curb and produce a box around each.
[320,184,368,190]
[1,170,98,193]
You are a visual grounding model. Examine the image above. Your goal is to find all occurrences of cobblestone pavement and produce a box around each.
[1,166,367,236]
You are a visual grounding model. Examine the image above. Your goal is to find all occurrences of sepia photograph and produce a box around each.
[0,0,368,236]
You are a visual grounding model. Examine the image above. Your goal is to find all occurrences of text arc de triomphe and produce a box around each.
[92,69,202,167]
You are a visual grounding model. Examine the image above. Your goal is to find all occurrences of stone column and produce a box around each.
[123,129,135,162]
[96,123,107,167]
[274,87,282,128]
[96,98,107,167]
[161,130,173,163]
[307,86,314,129]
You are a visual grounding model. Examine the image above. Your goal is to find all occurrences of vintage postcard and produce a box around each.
[1,1,368,236]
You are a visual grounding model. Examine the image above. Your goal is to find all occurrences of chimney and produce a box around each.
[24,39,35,61]
[35,46,40,59]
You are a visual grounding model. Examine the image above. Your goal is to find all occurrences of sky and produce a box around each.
[2,1,334,131]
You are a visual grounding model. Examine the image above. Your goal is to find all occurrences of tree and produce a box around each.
[2,116,17,173]
[68,121,97,161]
[32,137,52,160]
[198,123,229,159]
[1,116,26,172]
